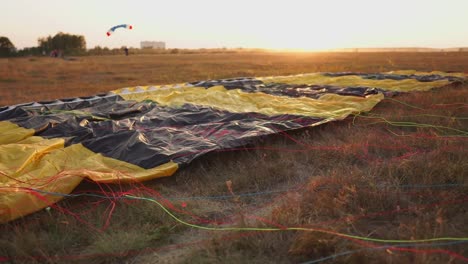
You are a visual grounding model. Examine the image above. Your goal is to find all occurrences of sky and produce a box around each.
[2,0,468,50]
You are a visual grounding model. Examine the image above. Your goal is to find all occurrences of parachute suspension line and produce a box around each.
[352,114,468,136]
[124,194,468,244]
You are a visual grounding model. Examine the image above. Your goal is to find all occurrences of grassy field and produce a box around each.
[0,52,467,263]
[1,51,468,106]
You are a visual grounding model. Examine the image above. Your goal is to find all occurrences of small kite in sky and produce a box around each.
[106,24,133,36]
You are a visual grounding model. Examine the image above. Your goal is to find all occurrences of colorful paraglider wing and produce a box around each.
[106,24,132,36]
[0,71,466,223]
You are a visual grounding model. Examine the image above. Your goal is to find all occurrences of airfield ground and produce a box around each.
[0,51,467,263]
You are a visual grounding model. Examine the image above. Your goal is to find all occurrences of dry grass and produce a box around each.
[0,52,467,263]
[1,51,468,106]
[180,85,467,264]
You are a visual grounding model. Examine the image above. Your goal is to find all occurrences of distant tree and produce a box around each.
[88,45,103,55]
[38,32,86,55]
[0,36,16,57]
[16,47,42,56]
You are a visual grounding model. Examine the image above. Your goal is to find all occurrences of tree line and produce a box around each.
[0,32,257,58]
[1,32,86,57]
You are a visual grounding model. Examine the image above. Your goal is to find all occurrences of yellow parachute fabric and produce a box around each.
[116,86,384,120]
[0,121,35,144]
[260,73,452,92]
[0,122,178,223]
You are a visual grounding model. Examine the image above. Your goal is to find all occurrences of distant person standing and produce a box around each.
[50,49,58,58]
[124,47,129,56]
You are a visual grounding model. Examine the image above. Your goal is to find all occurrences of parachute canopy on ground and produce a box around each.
[106,24,133,36]
[0,71,465,223]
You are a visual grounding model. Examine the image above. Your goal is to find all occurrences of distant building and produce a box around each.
[140,41,166,49]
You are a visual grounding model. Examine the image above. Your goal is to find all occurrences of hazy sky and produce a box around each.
[3,0,468,50]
